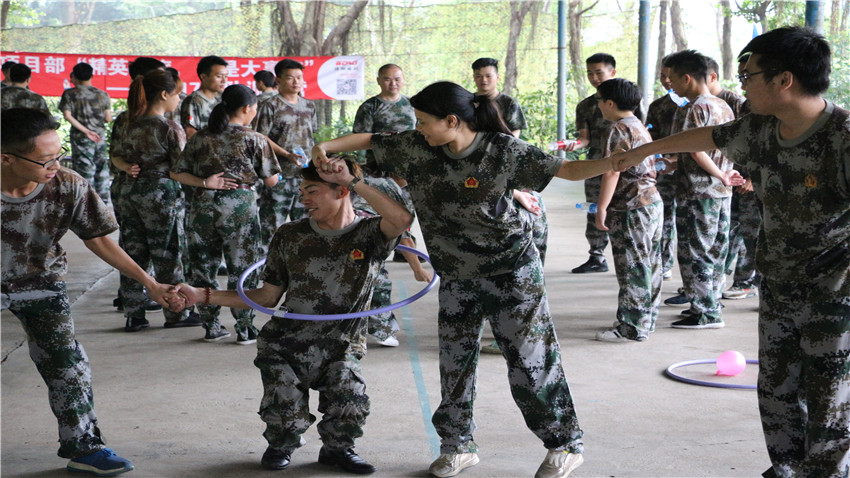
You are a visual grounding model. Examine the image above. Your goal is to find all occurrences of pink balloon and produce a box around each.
[716,350,746,376]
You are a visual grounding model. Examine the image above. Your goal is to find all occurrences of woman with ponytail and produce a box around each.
[313,81,620,478]
[172,84,280,344]
[112,69,201,331]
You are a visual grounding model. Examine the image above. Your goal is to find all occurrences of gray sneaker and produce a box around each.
[722,285,758,300]
[204,326,231,343]
[480,341,501,354]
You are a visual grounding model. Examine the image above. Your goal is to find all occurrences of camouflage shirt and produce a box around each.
[261,216,396,356]
[174,123,280,184]
[713,101,850,302]
[494,93,528,132]
[257,90,277,109]
[180,90,220,132]
[371,130,560,280]
[645,94,678,141]
[604,116,660,211]
[58,85,111,140]
[672,94,735,199]
[114,115,186,178]
[716,88,747,119]
[1,168,118,293]
[575,94,611,160]
[353,95,416,166]
[1,85,49,113]
[352,176,416,240]
[108,111,129,175]
[253,95,317,178]
[164,92,188,123]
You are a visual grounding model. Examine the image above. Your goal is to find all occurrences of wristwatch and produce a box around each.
[347,176,362,191]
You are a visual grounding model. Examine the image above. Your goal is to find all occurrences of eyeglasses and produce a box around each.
[3,146,69,168]
[736,70,772,86]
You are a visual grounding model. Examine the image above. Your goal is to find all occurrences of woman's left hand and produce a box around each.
[205,172,238,190]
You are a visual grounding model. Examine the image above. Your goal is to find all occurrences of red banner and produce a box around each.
[0,52,365,101]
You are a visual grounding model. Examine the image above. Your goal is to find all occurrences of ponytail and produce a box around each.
[127,76,147,121]
[208,84,257,134]
[126,69,177,121]
[410,81,510,135]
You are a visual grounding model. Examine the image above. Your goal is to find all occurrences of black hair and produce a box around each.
[665,49,710,83]
[1,108,60,155]
[597,78,642,112]
[208,84,258,134]
[165,67,180,82]
[197,55,228,79]
[128,57,165,80]
[706,57,720,76]
[377,64,402,76]
[72,62,93,81]
[128,69,178,120]
[410,81,510,135]
[660,54,673,68]
[274,59,304,77]
[254,70,276,88]
[9,63,31,83]
[738,26,830,96]
[472,58,499,71]
[586,53,616,68]
[300,154,362,187]
[2,60,16,72]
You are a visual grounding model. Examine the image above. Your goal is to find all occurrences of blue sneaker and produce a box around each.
[67,448,134,476]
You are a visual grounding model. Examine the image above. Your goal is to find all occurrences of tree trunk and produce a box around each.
[62,0,77,25]
[654,0,669,85]
[568,0,585,98]
[830,0,840,36]
[1,0,10,29]
[503,1,534,96]
[720,0,733,80]
[670,0,687,51]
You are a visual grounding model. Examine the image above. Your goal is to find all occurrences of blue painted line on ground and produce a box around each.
[397,281,441,458]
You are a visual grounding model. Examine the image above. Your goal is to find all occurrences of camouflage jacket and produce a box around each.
[575,93,611,160]
[113,115,186,178]
[58,85,111,140]
[672,94,735,199]
[1,85,49,113]
[253,95,317,178]
[180,90,220,132]
[494,93,528,132]
[175,123,280,185]
[604,116,660,211]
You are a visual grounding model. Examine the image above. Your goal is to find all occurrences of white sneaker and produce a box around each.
[595,328,630,343]
[535,450,583,478]
[722,285,758,300]
[376,335,399,347]
[662,269,673,280]
[429,452,479,477]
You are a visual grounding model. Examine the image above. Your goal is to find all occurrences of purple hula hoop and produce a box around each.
[665,359,760,390]
[236,244,438,320]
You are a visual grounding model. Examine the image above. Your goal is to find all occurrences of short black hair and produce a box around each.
[472,58,499,71]
[166,67,180,82]
[706,57,720,76]
[197,55,228,78]
[300,154,362,186]
[597,78,642,112]
[128,57,165,79]
[72,62,93,81]
[9,63,31,83]
[665,49,710,83]
[254,70,276,88]
[586,53,616,68]
[377,64,402,76]
[274,59,304,77]
[1,108,60,155]
[2,60,16,72]
[738,26,830,96]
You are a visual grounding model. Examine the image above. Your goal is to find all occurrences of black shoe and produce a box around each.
[143,298,162,311]
[318,447,376,474]
[113,297,124,312]
[671,316,725,329]
[260,447,291,470]
[124,317,150,332]
[164,311,203,328]
[571,257,609,273]
[664,293,690,306]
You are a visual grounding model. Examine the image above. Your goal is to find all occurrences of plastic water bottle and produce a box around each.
[654,154,667,172]
[646,123,653,130]
[668,89,689,107]
[548,139,582,151]
[292,146,309,168]
[576,202,598,214]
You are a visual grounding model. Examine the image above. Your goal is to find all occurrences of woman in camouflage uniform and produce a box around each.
[314,81,618,478]
[172,84,280,344]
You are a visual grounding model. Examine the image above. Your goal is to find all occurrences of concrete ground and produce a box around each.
[2,178,769,478]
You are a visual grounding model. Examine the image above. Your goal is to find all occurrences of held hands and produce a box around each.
[205,172,239,190]
[124,163,141,178]
[311,144,345,174]
[162,283,204,312]
[736,177,754,194]
[610,150,644,172]
[317,157,354,186]
[595,209,610,231]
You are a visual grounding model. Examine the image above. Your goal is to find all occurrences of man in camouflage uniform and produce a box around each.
[613,27,850,477]
[253,59,317,249]
[1,60,15,88]
[665,50,737,328]
[1,63,49,113]
[180,55,227,139]
[1,108,177,475]
[59,62,113,203]
[169,158,412,474]
[592,78,663,343]
[254,70,278,108]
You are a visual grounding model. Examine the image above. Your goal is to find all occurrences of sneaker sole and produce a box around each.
[203,333,231,343]
[236,339,257,345]
[721,294,758,300]
[430,455,480,478]
[671,322,725,329]
[67,462,134,476]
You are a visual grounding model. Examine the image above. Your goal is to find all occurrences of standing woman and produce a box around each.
[172,84,280,344]
[112,70,200,330]
[313,82,616,478]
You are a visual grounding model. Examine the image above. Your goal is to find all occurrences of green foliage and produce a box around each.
[4,0,43,27]
[515,79,580,160]
[314,117,353,144]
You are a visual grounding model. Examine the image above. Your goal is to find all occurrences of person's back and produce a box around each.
[59,85,111,141]
[674,94,735,199]
[180,55,228,138]
[118,115,184,177]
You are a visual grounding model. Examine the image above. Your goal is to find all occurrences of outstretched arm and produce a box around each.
[83,235,171,307]
[612,126,718,171]
[312,134,374,171]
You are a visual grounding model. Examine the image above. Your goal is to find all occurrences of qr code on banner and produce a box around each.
[337,79,356,95]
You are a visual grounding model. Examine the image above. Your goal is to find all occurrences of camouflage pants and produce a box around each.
[584,175,609,259]
[367,266,399,341]
[254,321,370,452]
[607,202,663,339]
[758,283,850,478]
[676,197,731,323]
[258,177,306,252]
[188,189,261,337]
[726,191,762,288]
[118,178,189,323]
[518,191,549,265]
[70,136,111,204]
[4,282,106,459]
[432,246,584,454]
[656,173,678,274]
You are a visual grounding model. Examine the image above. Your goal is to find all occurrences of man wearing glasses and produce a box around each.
[1,108,177,476]
[611,27,850,477]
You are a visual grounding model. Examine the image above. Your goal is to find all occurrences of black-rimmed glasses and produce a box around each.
[3,146,69,168]
[736,70,771,86]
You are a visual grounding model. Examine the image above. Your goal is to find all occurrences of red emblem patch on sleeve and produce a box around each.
[464,177,479,188]
[350,249,365,261]
[805,174,817,188]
